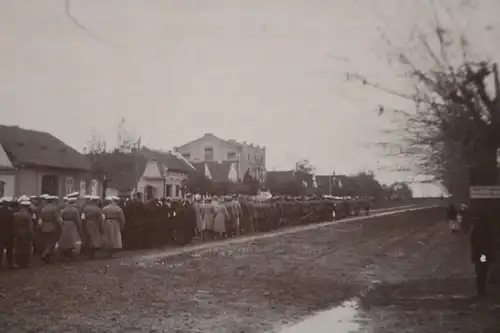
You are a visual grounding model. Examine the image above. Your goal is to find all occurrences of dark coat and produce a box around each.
[470,219,495,263]
[0,204,15,241]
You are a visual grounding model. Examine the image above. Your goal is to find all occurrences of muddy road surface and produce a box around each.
[2,206,495,332]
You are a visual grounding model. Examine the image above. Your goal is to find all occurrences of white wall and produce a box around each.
[0,174,15,197]
[105,187,119,197]
[228,163,238,182]
[0,145,14,169]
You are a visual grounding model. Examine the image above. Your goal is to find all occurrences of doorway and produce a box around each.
[41,175,59,195]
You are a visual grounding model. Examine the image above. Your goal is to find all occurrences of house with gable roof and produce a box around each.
[0,124,100,198]
[102,147,196,200]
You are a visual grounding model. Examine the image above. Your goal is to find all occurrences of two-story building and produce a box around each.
[0,125,101,198]
[173,133,266,183]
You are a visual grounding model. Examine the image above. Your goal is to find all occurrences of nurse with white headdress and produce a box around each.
[39,195,62,263]
[81,195,104,258]
[13,199,36,267]
[58,194,82,260]
[102,196,126,257]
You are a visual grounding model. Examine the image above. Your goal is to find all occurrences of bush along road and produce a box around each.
[1,205,497,332]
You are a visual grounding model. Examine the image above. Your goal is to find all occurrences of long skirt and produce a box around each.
[201,216,215,231]
[58,220,80,250]
[213,215,227,233]
[85,219,102,249]
[103,219,122,249]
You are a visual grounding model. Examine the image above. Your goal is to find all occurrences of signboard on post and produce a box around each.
[470,185,500,199]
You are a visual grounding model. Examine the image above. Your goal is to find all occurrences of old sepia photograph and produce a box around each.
[1,0,499,332]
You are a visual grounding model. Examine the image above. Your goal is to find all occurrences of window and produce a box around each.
[80,180,87,196]
[91,179,98,196]
[248,154,250,160]
[66,177,74,195]
[182,153,191,160]
[0,181,4,197]
[145,185,155,201]
[227,152,236,160]
[204,147,214,161]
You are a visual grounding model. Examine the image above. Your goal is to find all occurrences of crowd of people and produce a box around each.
[0,191,370,270]
[0,192,125,269]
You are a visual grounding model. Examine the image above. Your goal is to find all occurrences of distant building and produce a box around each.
[174,133,266,183]
[0,125,100,198]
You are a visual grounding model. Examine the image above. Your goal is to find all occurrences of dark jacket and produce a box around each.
[0,204,15,241]
[470,218,495,263]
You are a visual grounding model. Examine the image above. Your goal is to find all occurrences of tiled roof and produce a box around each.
[192,161,237,183]
[93,147,197,192]
[176,133,265,150]
[266,170,296,183]
[141,147,195,174]
[0,125,91,171]
[315,175,333,190]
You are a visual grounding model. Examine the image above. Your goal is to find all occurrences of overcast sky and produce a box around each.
[1,0,498,196]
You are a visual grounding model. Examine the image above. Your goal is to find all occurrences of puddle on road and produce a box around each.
[276,298,368,333]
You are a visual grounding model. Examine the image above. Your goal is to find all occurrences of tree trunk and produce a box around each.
[468,145,498,186]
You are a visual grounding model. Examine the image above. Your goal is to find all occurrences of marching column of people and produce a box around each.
[2,192,368,270]
[0,193,126,268]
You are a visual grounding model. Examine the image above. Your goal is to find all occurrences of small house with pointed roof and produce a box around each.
[0,124,100,198]
[102,147,196,200]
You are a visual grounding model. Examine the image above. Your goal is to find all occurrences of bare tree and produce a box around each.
[85,120,141,198]
[346,4,499,200]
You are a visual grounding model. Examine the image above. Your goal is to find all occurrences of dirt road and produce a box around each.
[1,206,495,332]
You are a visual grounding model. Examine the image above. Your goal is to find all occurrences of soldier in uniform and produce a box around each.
[102,196,126,258]
[0,197,16,269]
[239,197,252,235]
[227,195,242,237]
[58,194,82,260]
[81,196,104,259]
[470,213,495,296]
[39,195,63,263]
[13,199,36,268]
